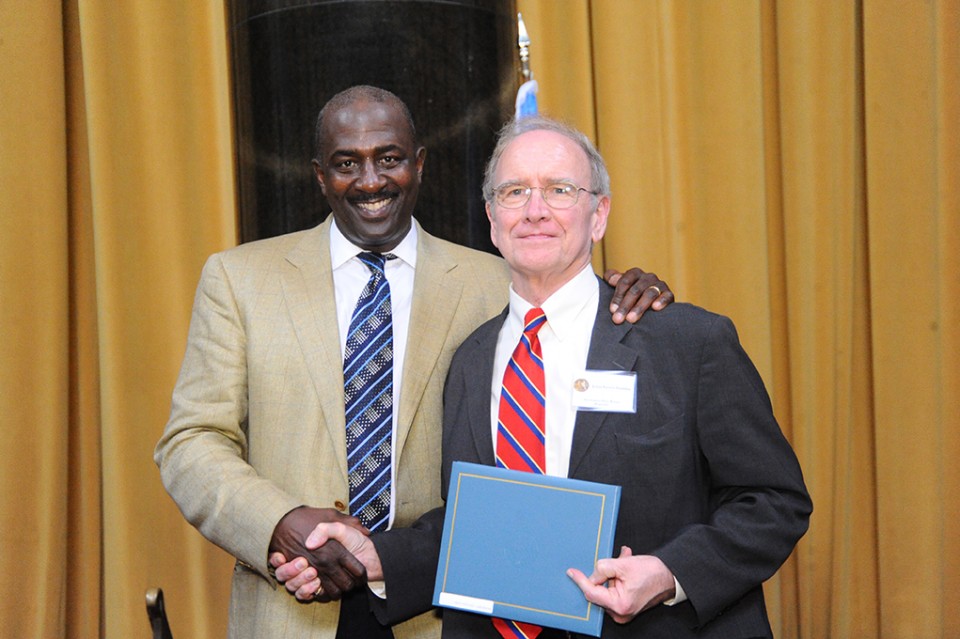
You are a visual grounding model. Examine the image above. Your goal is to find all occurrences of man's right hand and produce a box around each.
[273,521,384,601]
[268,506,369,602]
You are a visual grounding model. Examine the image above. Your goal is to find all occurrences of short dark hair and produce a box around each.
[314,85,417,160]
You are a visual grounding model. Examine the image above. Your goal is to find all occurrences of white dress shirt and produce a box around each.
[489,264,599,478]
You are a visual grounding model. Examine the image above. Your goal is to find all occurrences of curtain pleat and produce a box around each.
[73,1,238,635]
[1,3,72,638]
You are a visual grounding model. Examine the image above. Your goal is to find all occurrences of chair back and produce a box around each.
[145,587,174,639]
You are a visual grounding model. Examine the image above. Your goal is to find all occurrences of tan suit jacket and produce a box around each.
[155,218,509,638]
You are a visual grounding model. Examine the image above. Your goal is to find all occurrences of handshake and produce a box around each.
[266,505,678,625]
[267,506,383,603]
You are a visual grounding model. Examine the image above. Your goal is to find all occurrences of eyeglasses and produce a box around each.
[493,182,599,209]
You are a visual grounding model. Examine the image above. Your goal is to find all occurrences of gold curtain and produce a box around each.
[519,0,959,637]
[1,1,956,637]
[2,2,236,637]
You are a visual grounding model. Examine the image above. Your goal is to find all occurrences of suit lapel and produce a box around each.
[280,219,350,478]
[463,311,507,466]
[396,225,466,456]
[568,281,638,476]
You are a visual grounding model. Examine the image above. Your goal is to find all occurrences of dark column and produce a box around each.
[228,0,517,253]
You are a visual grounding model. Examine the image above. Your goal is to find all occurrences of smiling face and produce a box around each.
[486,129,609,303]
[313,97,426,252]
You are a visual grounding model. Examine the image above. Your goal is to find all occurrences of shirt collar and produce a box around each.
[330,217,419,269]
[507,264,598,341]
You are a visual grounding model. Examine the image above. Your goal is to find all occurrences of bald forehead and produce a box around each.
[318,98,416,156]
[496,130,591,183]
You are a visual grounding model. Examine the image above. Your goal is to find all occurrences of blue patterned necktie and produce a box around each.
[343,252,395,532]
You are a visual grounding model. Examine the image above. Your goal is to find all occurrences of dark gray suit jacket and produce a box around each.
[374,280,811,638]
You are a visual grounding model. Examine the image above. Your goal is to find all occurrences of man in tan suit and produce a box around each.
[155,85,672,639]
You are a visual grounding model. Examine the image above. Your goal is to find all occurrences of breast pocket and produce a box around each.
[613,413,687,487]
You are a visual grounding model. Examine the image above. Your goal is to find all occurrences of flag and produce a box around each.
[515,13,537,119]
[515,79,539,119]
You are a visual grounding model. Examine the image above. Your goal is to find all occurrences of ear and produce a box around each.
[312,159,327,196]
[415,146,426,181]
[486,201,499,250]
[590,195,611,243]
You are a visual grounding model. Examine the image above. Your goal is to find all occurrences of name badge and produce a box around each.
[571,370,637,413]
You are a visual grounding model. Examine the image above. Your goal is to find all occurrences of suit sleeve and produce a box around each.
[369,333,486,624]
[652,314,812,624]
[153,254,301,579]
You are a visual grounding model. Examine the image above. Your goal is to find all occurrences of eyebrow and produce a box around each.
[495,178,576,188]
[327,144,407,160]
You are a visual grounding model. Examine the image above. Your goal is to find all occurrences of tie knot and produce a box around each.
[523,307,547,336]
[357,252,396,275]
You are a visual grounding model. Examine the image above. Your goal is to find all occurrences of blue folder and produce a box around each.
[433,461,621,637]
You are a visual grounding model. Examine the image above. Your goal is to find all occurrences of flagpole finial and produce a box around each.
[517,12,532,81]
[515,13,538,118]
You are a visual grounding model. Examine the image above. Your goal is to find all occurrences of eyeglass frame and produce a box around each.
[491,181,601,209]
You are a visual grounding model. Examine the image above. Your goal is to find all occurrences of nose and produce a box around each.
[524,187,552,221]
[356,159,384,191]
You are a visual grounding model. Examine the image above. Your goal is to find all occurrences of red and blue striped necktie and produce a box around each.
[493,307,547,638]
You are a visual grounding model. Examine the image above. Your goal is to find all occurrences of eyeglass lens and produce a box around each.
[496,183,583,209]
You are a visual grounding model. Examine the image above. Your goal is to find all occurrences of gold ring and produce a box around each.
[314,584,324,597]
[646,285,662,297]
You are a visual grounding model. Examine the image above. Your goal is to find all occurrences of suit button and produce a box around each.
[334,500,347,511]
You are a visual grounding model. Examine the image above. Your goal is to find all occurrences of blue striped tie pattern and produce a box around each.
[343,252,394,532]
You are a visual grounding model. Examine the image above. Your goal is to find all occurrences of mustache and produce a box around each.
[349,190,398,203]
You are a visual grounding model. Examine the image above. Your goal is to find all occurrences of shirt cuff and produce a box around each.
[662,577,687,606]
[368,579,386,599]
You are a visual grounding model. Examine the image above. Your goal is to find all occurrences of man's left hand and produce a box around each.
[603,268,674,324]
[567,546,676,624]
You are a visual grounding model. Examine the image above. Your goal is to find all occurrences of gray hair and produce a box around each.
[481,116,611,203]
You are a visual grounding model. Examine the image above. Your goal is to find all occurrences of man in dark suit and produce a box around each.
[276,115,811,638]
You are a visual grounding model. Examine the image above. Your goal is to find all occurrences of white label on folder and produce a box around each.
[438,592,495,614]
[571,370,637,413]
